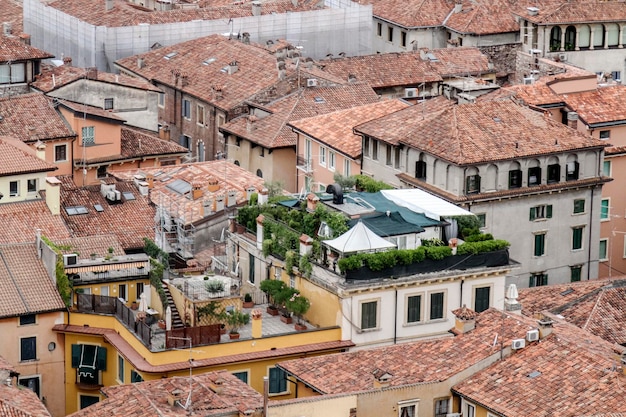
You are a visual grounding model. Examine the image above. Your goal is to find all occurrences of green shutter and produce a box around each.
[71,344,81,368]
[529,275,535,287]
[96,346,107,371]
[529,207,536,221]
[546,205,553,218]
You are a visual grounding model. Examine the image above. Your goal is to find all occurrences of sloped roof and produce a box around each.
[367,0,454,28]
[0,199,71,244]
[0,242,66,318]
[381,189,473,220]
[445,0,519,35]
[0,34,53,62]
[0,1,24,36]
[0,136,57,176]
[323,221,396,254]
[0,93,76,143]
[513,0,626,25]
[0,380,53,417]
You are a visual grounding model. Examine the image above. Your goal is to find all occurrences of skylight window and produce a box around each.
[166,179,191,195]
[203,58,217,65]
[314,97,325,103]
[94,204,104,212]
[122,192,136,201]
[65,206,89,215]
[560,288,574,296]
[164,52,178,60]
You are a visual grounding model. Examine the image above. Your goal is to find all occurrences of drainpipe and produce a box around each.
[460,278,464,308]
[263,376,269,417]
[587,186,594,280]
[393,289,398,344]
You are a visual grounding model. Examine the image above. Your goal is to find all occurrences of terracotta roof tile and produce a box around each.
[50,0,325,27]
[67,370,263,417]
[364,0,454,28]
[445,0,519,35]
[0,381,52,417]
[0,199,71,244]
[557,85,626,126]
[0,93,76,143]
[0,1,24,35]
[0,242,67,319]
[514,0,626,25]
[452,316,626,416]
[279,308,539,394]
[0,34,53,62]
[289,99,410,158]
[58,176,156,251]
[220,83,380,149]
[0,136,57,176]
[356,99,606,165]
[58,100,127,122]
[115,34,294,111]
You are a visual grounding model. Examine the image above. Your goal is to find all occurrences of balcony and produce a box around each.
[296,155,313,174]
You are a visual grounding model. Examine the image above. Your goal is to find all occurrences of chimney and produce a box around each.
[35,141,46,161]
[63,56,72,67]
[246,186,257,201]
[372,369,392,389]
[3,22,12,36]
[137,57,144,69]
[167,389,184,407]
[299,234,313,257]
[452,305,478,334]
[567,112,578,130]
[454,0,462,13]
[258,188,269,205]
[86,67,98,80]
[242,32,251,44]
[536,313,554,339]
[251,1,262,16]
[45,177,62,215]
[146,173,154,188]
[504,284,521,315]
[246,115,257,132]
[251,309,262,338]
[527,6,539,16]
[228,61,239,75]
[214,194,225,212]
[207,177,220,192]
[19,34,31,46]
[256,214,265,250]
[105,0,114,11]
[191,181,203,200]
[306,193,319,212]
[203,200,214,217]
[158,124,170,141]
[226,190,237,207]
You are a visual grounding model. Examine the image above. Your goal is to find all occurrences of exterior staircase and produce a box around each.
[161,284,185,329]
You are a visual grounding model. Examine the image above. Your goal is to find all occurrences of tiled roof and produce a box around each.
[31,65,161,93]
[0,93,76,143]
[120,127,189,160]
[514,0,626,25]
[115,34,294,111]
[0,356,15,373]
[356,99,606,165]
[452,316,626,416]
[57,100,127,122]
[445,0,519,35]
[0,242,67,319]
[54,235,125,259]
[518,279,626,346]
[0,35,53,62]
[288,99,410,158]
[365,0,454,28]
[67,370,263,417]
[58,176,156,251]
[0,136,57,176]
[0,0,24,35]
[218,83,380,149]
[111,161,266,226]
[49,0,325,27]
[556,85,626,126]
[278,308,539,394]
[426,47,493,77]
[0,381,53,417]
[0,200,71,244]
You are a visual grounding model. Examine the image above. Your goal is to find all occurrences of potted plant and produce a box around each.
[260,279,286,315]
[226,309,250,339]
[243,293,254,308]
[275,287,298,324]
[89,253,97,260]
[286,292,310,330]
[206,280,225,297]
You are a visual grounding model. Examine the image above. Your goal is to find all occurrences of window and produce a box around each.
[528,166,541,186]
[0,62,26,84]
[180,134,191,149]
[474,286,490,313]
[249,253,255,284]
[20,337,36,361]
[256,169,263,178]
[529,273,548,287]
[363,137,370,157]
[434,398,450,417]
[534,233,546,256]
[571,265,582,282]
[429,292,444,320]
[360,300,378,330]
[101,286,109,296]
[573,199,585,214]
[97,166,107,179]
[377,22,382,37]
[320,147,326,166]
[182,99,191,119]
[566,161,579,181]
[118,284,127,302]
[572,226,584,250]
[398,401,417,417]
[401,31,407,47]
[599,238,608,261]
[268,367,287,394]
[466,174,481,194]
[601,199,610,220]
[9,181,19,197]
[158,92,165,108]
[18,376,40,398]
[509,169,522,188]
[388,26,393,42]
[386,144,392,166]
[612,71,621,82]
[415,160,427,180]
[600,130,611,140]
[603,160,611,176]
[82,126,95,146]
[136,283,144,301]
[80,395,99,409]
[27,179,37,193]
[372,140,378,161]
[54,144,68,162]
[104,98,114,110]
[547,163,560,183]
[20,314,36,326]
[344,159,351,177]
[476,213,486,228]
[117,354,124,383]
[130,370,144,383]
[466,403,476,417]
[197,104,205,126]
[329,151,336,171]
[529,204,552,220]
[232,371,249,384]
[406,294,422,324]
[394,147,401,169]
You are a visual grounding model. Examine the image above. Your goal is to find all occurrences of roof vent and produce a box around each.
[326,183,343,204]
[527,6,539,16]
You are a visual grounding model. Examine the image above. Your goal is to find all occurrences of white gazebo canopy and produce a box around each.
[381,189,473,221]
[323,221,396,255]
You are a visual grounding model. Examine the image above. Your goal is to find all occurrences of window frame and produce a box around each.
[232,370,249,384]
[344,158,351,177]
[473,285,491,313]
[434,397,451,417]
[104,98,114,110]
[319,147,326,167]
[570,265,582,282]
[54,144,68,163]
[466,174,481,194]
[372,140,378,161]
[158,92,165,108]
[599,238,608,261]
[572,226,584,251]
[529,272,548,287]
[182,98,191,120]
[428,291,446,321]
[603,160,611,177]
[359,298,380,331]
[599,130,611,140]
[388,26,394,42]
[394,147,401,169]
[397,399,419,417]
[386,144,393,166]
[329,151,336,171]
[530,204,552,221]
[197,104,205,126]
[533,232,546,257]
[547,163,560,183]
[508,169,522,188]
[9,180,19,197]
[268,366,289,395]
[18,375,41,398]
[0,62,26,84]
[81,126,95,147]
[20,336,37,362]
[117,354,125,383]
[19,314,36,326]
[476,213,486,228]
[27,178,37,193]
[566,161,579,181]
[573,199,585,214]
[363,137,370,157]
[600,198,610,220]
[528,166,541,186]
[377,22,382,37]
[405,293,423,325]
[401,31,407,48]
[416,160,427,180]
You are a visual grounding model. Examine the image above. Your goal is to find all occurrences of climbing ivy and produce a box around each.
[40,235,72,307]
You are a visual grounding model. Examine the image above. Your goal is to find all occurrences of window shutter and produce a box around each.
[476,175,481,192]
[546,205,553,218]
[96,346,107,371]
[529,207,536,221]
[71,344,81,368]
[466,176,471,193]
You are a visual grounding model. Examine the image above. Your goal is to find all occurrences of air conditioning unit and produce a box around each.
[558,53,567,62]
[405,87,418,98]
[63,254,78,266]
[523,77,534,85]
[306,78,318,87]
[512,338,526,350]
[526,329,540,342]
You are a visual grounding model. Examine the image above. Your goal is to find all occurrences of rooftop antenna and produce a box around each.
[170,336,203,411]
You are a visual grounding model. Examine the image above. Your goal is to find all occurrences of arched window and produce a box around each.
[508,161,522,189]
[234,160,240,166]
[465,167,481,194]
[593,24,605,48]
[607,23,619,46]
[579,25,591,48]
[565,26,576,50]
[256,169,263,178]
[550,26,562,51]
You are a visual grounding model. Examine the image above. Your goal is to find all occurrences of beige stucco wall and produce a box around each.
[269,394,358,417]
[0,171,50,203]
